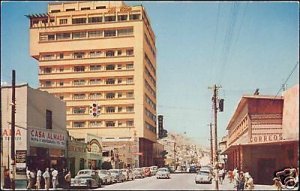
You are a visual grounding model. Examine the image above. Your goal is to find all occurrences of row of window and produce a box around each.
[145,108,156,123]
[40,28,133,42]
[145,53,156,77]
[145,80,156,98]
[42,77,134,87]
[145,122,156,133]
[41,49,134,61]
[41,63,133,74]
[145,94,156,110]
[72,105,134,114]
[58,91,134,101]
[144,33,156,58]
[145,66,156,87]
[73,120,134,128]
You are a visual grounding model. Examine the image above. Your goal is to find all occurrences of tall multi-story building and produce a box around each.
[27,1,157,167]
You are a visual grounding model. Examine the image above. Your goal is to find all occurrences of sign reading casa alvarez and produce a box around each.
[29,128,66,147]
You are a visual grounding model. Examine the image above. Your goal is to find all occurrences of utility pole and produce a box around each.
[11,70,16,190]
[209,123,213,166]
[209,84,221,190]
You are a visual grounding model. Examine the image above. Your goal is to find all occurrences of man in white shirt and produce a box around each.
[36,169,42,190]
[42,168,50,190]
[51,168,58,189]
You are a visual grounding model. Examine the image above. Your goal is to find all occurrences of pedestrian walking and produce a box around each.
[244,173,254,190]
[51,168,58,189]
[42,168,50,190]
[36,168,42,190]
[237,172,245,191]
[218,168,225,184]
[64,171,71,189]
[4,169,11,189]
[26,168,31,189]
[228,170,234,183]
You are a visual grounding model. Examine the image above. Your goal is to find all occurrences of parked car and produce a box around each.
[109,169,126,183]
[150,166,158,176]
[195,170,213,184]
[142,167,151,177]
[121,169,134,181]
[156,168,171,179]
[98,169,113,185]
[133,168,145,179]
[71,169,101,188]
[189,165,197,173]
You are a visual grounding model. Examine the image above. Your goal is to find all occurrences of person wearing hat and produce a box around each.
[273,177,283,191]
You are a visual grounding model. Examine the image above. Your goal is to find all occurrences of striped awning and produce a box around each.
[25,13,49,19]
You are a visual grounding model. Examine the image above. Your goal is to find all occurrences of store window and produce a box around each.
[46,110,52,129]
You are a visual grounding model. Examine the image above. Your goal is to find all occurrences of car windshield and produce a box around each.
[158,168,168,172]
[109,170,119,173]
[75,175,91,179]
[198,171,210,175]
[78,170,92,175]
[99,170,107,174]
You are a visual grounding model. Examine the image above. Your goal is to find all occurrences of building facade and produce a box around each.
[28,1,157,167]
[1,84,67,185]
[223,85,299,184]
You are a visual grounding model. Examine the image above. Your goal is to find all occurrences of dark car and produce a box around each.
[189,166,197,173]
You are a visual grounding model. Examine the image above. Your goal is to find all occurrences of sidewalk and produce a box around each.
[214,177,275,190]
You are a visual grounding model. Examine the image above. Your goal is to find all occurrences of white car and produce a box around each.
[156,168,170,179]
[98,170,113,185]
[195,170,212,184]
[150,166,158,176]
[71,169,101,188]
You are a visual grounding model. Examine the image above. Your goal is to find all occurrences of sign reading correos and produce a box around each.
[29,128,66,148]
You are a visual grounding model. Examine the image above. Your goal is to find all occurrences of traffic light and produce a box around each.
[89,103,100,117]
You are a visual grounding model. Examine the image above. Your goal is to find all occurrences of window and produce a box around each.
[45,81,52,87]
[117,50,122,56]
[88,31,102,38]
[127,78,133,84]
[126,64,133,70]
[106,107,115,113]
[74,66,85,72]
[56,33,71,40]
[59,68,64,72]
[106,64,115,70]
[118,93,122,98]
[106,51,115,57]
[126,49,134,56]
[96,6,106,9]
[47,34,55,41]
[90,121,101,127]
[72,18,87,24]
[43,54,54,60]
[74,52,85,59]
[50,18,55,23]
[59,53,64,59]
[126,106,134,112]
[73,80,85,85]
[74,121,85,128]
[117,79,122,84]
[59,19,68,24]
[106,93,115,99]
[51,10,60,13]
[106,78,115,84]
[88,17,102,23]
[118,107,123,112]
[59,82,64,86]
[118,15,128,21]
[81,7,90,10]
[73,94,85,99]
[106,121,115,127]
[90,93,101,99]
[73,107,86,114]
[90,65,101,71]
[44,67,52,74]
[104,30,116,37]
[126,121,134,127]
[90,79,101,85]
[90,51,101,58]
[66,8,76,12]
[46,110,52,129]
[130,14,140,20]
[104,16,116,22]
[72,32,86,39]
[118,28,133,36]
[59,96,64,100]
[126,92,134,98]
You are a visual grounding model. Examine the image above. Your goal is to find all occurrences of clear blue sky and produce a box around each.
[1,1,299,147]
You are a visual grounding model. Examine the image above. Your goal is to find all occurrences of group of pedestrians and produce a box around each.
[26,167,71,190]
[227,168,254,191]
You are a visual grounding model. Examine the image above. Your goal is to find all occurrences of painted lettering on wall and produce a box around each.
[29,128,66,147]
[250,134,283,143]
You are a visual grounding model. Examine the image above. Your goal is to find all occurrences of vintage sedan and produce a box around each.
[109,169,126,183]
[150,166,158,176]
[71,169,101,188]
[133,168,145,179]
[195,170,213,184]
[98,169,113,185]
[142,167,151,177]
[156,168,171,179]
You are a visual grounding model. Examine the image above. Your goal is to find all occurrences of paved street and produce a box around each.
[94,173,276,190]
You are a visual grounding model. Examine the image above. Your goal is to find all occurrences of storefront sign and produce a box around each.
[29,128,66,147]
[250,134,283,143]
[2,128,23,141]
[16,150,27,175]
